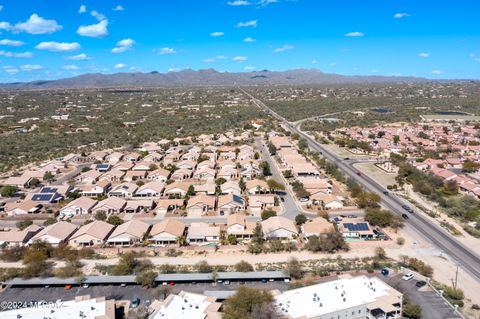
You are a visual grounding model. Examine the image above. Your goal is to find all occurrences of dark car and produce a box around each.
[402,213,409,219]
[383,191,389,195]
[402,205,413,213]
[356,172,362,176]
[416,280,427,288]
[344,157,350,160]
[381,268,390,276]
[131,297,140,308]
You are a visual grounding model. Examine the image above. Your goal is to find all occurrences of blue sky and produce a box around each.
[0,0,479,82]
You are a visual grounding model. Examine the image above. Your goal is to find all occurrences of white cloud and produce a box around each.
[203,58,215,63]
[311,60,317,64]
[0,39,24,46]
[77,11,108,38]
[227,1,251,5]
[431,70,444,75]
[4,66,19,75]
[394,13,409,19]
[345,31,364,37]
[0,50,33,58]
[154,47,176,55]
[233,56,247,62]
[274,44,293,52]
[243,37,256,43]
[329,62,337,66]
[216,55,227,59]
[114,63,128,69]
[419,53,430,58]
[236,20,257,28]
[210,31,224,37]
[62,64,79,70]
[20,64,42,71]
[111,38,135,53]
[65,53,89,61]
[78,5,87,14]
[35,41,80,52]
[113,5,124,11]
[258,0,277,6]
[244,66,255,70]
[3,14,63,34]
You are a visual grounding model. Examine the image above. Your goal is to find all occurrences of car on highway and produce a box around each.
[402,213,409,219]
[402,205,414,213]
[416,280,427,288]
[403,273,414,281]
[356,172,362,176]
[383,191,389,195]
[344,157,350,160]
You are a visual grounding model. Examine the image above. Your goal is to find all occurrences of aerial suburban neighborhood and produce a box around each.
[0,1,479,319]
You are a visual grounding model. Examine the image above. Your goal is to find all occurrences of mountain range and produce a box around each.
[0,68,432,89]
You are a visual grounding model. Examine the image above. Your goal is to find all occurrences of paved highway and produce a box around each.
[240,87,480,282]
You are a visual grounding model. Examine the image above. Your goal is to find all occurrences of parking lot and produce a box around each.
[383,273,461,319]
[0,281,289,310]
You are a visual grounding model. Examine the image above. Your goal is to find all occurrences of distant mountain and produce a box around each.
[0,68,430,89]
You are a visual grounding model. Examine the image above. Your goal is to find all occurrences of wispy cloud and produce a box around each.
[236,20,257,28]
[113,5,124,11]
[20,64,42,71]
[0,50,33,58]
[114,63,128,69]
[210,31,224,37]
[233,56,247,62]
[62,64,79,70]
[227,0,251,5]
[0,39,24,46]
[154,47,176,55]
[243,37,256,43]
[431,70,444,75]
[394,13,409,19]
[65,53,89,61]
[419,53,430,58]
[78,5,87,14]
[203,58,215,63]
[274,44,293,52]
[35,41,80,52]
[345,31,364,37]
[111,38,135,53]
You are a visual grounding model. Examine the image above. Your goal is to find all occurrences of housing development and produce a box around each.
[1,1,480,319]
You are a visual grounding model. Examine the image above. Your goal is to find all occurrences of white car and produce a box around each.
[403,273,414,281]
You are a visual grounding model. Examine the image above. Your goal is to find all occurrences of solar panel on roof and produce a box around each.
[32,194,54,202]
[344,223,369,231]
[40,187,57,193]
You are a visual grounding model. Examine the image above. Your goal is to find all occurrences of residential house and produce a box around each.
[170,168,193,181]
[99,169,125,182]
[80,180,111,197]
[0,225,42,247]
[193,167,216,181]
[4,200,43,216]
[156,198,184,215]
[92,197,126,214]
[69,221,115,247]
[302,217,335,238]
[109,182,138,198]
[248,194,276,213]
[134,181,165,198]
[124,199,155,213]
[311,194,344,209]
[227,214,255,240]
[106,220,150,246]
[187,222,221,245]
[124,170,147,182]
[75,170,102,184]
[246,179,269,195]
[149,219,186,245]
[164,181,192,198]
[59,197,98,218]
[338,219,376,239]
[217,166,238,180]
[29,221,78,246]
[194,182,216,195]
[220,181,242,195]
[147,168,170,182]
[261,216,298,240]
[186,194,216,217]
[217,194,244,215]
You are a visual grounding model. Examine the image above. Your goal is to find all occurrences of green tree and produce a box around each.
[136,270,157,287]
[403,302,422,319]
[112,252,138,275]
[0,185,18,197]
[251,224,264,245]
[365,208,403,229]
[223,286,276,319]
[16,220,33,230]
[285,257,304,279]
[295,214,307,225]
[259,161,271,176]
[266,179,285,191]
[43,217,57,227]
[227,234,238,245]
[43,171,55,182]
[94,211,107,221]
[195,260,213,273]
[261,210,277,220]
[107,215,124,226]
[234,260,254,272]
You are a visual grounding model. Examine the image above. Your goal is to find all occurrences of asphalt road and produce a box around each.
[240,87,480,283]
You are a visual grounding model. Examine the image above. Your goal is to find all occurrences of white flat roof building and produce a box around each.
[273,275,402,319]
[2,295,115,319]
[150,291,221,319]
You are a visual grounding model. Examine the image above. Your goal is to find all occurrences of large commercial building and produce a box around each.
[272,275,403,319]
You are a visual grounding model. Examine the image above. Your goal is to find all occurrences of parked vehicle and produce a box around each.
[64,284,72,290]
[381,268,389,276]
[131,298,140,308]
[416,280,427,288]
[403,273,414,281]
